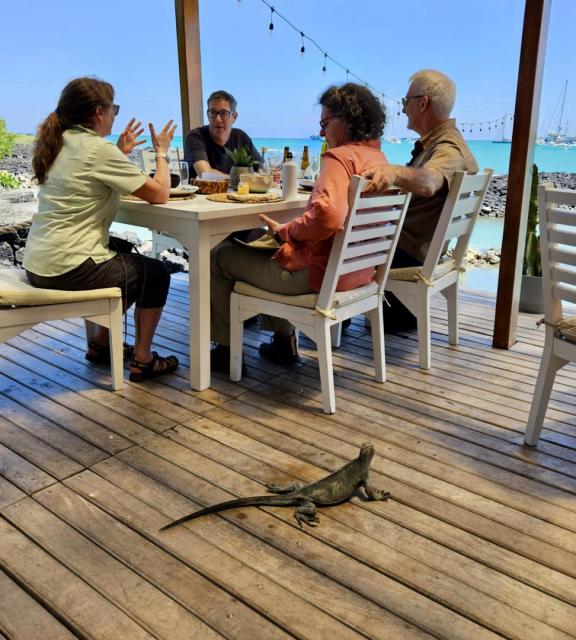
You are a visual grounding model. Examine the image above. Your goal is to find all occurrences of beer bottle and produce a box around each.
[282,146,290,162]
[319,141,329,167]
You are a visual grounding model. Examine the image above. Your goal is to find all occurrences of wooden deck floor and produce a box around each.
[1,273,575,640]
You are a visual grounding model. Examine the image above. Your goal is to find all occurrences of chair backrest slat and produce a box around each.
[340,254,392,275]
[538,183,576,321]
[343,238,393,260]
[546,207,575,226]
[549,247,576,268]
[552,284,576,305]
[420,169,493,280]
[315,175,410,312]
[552,266,576,287]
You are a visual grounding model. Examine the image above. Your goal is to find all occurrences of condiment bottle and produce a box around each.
[281,152,298,200]
[319,141,329,167]
[300,145,310,176]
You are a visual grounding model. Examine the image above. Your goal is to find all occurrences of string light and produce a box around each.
[254,0,398,108]
[458,114,514,135]
[248,0,509,124]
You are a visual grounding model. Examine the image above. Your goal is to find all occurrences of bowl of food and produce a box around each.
[239,173,273,194]
[298,178,316,191]
[192,178,230,195]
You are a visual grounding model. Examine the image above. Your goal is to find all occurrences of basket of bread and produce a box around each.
[192,178,230,195]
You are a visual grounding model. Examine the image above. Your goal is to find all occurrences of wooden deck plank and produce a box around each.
[0,346,158,444]
[32,482,297,640]
[109,437,569,640]
[0,519,157,639]
[2,497,226,640]
[0,568,78,639]
[0,442,55,494]
[0,415,83,480]
[36,476,420,640]
[156,421,576,636]
[0,274,574,640]
[63,470,389,640]
[0,476,26,509]
[0,392,108,467]
[0,372,131,454]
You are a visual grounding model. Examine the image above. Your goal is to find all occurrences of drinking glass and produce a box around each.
[169,160,189,189]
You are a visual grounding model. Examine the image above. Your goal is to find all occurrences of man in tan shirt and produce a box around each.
[362,69,478,330]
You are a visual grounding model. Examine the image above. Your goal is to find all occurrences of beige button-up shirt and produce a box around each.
[398,119,478,261]
[24,126,146,276]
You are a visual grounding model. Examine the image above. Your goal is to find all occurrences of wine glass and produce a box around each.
[267,149,282,183]
[169,160,189,190]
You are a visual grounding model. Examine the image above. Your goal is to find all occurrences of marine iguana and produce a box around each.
[159,442,389,531]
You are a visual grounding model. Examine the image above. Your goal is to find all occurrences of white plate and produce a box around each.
[170,185,199,195]
[299,179,315,190]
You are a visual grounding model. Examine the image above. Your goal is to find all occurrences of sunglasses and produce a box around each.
[112,104,120,116]
[319,116,339,131]
[401,95,425,108]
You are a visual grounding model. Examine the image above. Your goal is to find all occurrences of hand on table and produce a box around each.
[117,119,146,155]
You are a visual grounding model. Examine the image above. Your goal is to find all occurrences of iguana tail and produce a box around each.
[159,494,299,532]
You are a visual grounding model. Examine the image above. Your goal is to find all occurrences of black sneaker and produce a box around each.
[211,344,246,375]
[258,333,301,365]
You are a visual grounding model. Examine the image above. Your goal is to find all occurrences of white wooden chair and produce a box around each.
[525,184,576,446]
[0,269,124,390]
[385,169,493,369]
[229,175,411,413]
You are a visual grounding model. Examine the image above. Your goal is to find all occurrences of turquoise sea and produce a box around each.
[112,136,576,293]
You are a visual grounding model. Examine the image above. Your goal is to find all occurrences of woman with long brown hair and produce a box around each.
[24,76,179,381]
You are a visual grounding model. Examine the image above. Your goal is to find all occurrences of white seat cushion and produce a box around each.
[0,269,121,306]
[388,258,456,282]
[233,280,378,310]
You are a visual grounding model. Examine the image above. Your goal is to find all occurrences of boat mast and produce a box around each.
[557,80,568,136]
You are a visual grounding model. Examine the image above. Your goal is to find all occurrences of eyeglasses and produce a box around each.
[401,95,425,108]
[319,116,339,131]
[112,104,120,116]
[207,108,232,120]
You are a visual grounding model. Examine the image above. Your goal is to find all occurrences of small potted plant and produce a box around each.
[225,146,255,190]
[519,164,543,313]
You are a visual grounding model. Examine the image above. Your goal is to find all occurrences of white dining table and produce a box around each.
[116,190,309,390]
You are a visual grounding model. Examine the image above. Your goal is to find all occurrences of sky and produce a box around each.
[0,0,574,140]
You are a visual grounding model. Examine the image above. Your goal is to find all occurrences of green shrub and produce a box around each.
[522,164,541,277]
[0,170,21,189]
[0,119,16,159]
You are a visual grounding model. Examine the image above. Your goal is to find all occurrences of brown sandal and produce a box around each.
[85,338,134,364]
[129,351,179,382]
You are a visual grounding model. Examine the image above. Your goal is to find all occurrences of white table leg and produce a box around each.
[188,223,212,390]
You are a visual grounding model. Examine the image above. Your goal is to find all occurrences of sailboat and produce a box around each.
[544,81,575,146]
[492,112,511,143]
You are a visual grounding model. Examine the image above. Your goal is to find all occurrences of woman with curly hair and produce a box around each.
[23,76,179,381]
[210,82,388,371]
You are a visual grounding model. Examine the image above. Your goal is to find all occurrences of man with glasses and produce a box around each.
[184,90,261,178]
[362,69,478,331]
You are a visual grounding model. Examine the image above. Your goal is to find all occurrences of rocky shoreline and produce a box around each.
[1,143,575,270]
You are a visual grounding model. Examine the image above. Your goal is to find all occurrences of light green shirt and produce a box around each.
[23,126,147,276]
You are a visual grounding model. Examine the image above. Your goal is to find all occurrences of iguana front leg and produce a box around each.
[266,481,305,494]
[364,477,391,501]
[294,501,319,528]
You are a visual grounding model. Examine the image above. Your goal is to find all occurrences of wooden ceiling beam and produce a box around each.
[174,0,203,137]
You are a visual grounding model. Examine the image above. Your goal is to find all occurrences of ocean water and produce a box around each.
[119,135,576,176]
[111,135,575,293]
